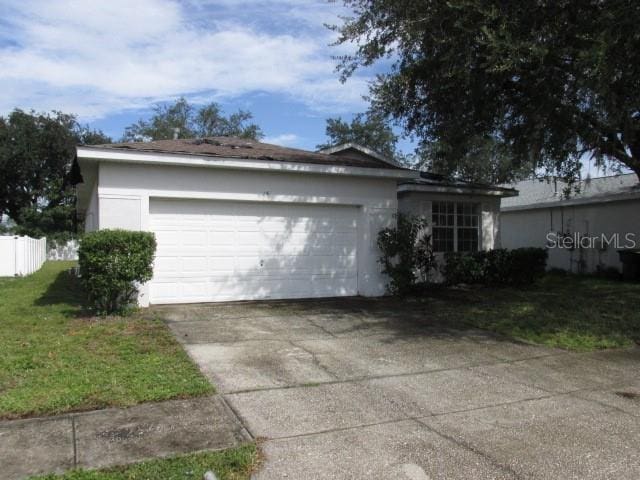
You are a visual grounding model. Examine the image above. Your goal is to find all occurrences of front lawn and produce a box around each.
[30,444,259,480]
[421,273,640,351]
[0,261,212,420]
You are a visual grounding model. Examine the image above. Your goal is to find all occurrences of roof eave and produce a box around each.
[397,182,518,197]
[76,146,419,180]
[502,190,640,211]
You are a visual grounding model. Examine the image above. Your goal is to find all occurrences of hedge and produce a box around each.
[443,248,548,286]
[78,230,156,314]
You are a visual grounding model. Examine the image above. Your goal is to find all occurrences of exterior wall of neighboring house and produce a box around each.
[502,198,640,273]
[91,161,400,305]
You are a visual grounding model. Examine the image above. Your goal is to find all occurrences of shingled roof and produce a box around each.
[398,171,518,196]
[502,174,640,210]
[83,137,406,170]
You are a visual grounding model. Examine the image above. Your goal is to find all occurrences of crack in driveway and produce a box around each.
[161,299,640,479]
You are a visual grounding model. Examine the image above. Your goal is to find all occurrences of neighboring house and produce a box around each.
[75,137,512,305]
[501,174,640,273]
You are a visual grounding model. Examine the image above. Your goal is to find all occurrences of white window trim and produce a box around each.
[431,201,482,253]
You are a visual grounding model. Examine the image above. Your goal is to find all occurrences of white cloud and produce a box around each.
[0,0,368,119]
[263,133,300,147]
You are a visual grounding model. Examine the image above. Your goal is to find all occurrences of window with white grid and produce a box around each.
[431,201,480,253]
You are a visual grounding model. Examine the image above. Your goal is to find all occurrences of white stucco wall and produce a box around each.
[501,199,640,273]
[94,161,399,305]
[84,181,99,233]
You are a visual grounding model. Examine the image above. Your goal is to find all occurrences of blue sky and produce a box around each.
[0,1,625,178]
[0,0,409,151]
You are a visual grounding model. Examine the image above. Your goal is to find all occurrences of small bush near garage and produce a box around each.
[79,230,156,314]
[377,214,436,295]
[443,247,547,286]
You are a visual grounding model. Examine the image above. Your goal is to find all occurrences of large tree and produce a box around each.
[332,0,640,183]
[123,97,263,141]
[0,109,111,239]
[317,113,401,161]
[416,135,523,184]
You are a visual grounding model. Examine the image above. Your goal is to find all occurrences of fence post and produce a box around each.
[40,237,46,269]
[15,236,22,275]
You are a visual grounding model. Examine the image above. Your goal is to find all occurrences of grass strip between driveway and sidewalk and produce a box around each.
[420,272,640,351]
[29,444,259,480]
[0,261,212,420]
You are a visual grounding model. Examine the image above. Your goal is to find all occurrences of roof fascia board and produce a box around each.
[77,147,419,180]
[397,183,517,197]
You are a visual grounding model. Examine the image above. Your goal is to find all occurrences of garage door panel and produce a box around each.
[208,234,235,246]
[311,254,356,269]
[206,257,236,272]
[312,278,356,297]
[235,231,263,245]
[335,231,358,244]
[154,257,181,274]
[149,199,358,304]
[154,230,181,246]
[181,256,210,273]
[183,282,210,299]
[181,231,207,246]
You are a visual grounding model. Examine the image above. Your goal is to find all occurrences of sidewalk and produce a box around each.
[0,395,251,480]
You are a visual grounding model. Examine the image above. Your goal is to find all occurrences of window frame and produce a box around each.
[431,200,482,253]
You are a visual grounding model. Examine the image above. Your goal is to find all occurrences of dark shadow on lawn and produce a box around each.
[417,275,640,348]
[34,268,85,313]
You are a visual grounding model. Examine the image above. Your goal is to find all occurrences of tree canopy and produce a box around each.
[317,113,402,162]
[123,97,263,141]
[0,109,111,240]
[333,0,640,183]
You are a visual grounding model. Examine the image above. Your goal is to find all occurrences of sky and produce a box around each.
[0,1,627,178]
[0,0,401,151]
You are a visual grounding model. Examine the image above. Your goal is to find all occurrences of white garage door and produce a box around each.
[149,198,359,304]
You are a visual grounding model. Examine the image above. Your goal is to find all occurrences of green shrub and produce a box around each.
[78,230,156,314]
[595,264,621,280]
[442,252,484,285]
[509,247,548,285]
[443,248,547,286]
[377,214,436,295]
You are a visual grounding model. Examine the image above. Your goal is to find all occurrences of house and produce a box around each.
[75,137,513,305]
[501,174,640,273]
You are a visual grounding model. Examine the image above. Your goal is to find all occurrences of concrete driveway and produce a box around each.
[156,298,640,479]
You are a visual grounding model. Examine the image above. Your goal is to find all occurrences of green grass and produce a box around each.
[0,261,212,420]
[419,273,640,351]
[30,444,259,480]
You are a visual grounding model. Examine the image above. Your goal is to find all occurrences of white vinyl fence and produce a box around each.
[0,236,47,277]
[48,239,79,261]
